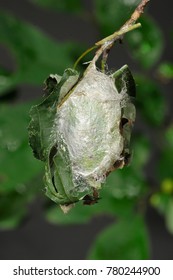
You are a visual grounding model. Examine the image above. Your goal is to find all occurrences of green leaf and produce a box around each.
[127,16,164,68]
[45,167,139,225]
[113,64,136,97]
[135,75,166,126]
[105,167,147,199]
[157,62,173,81]
[0,103,43,193]
[0,11,82,95]
[28,68,79,161]
[0,174,43,229]
[0,192,27,229]
[88,216,150,259]
[30,0,83,14]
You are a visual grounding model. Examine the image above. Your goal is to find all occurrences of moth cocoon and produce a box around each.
[55,63,129,193]
[29,62,136,209]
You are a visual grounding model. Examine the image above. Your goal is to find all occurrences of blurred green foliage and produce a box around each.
[30,0,84,14]
[0,11,82,94]
[88,216,150,260]
[0,0,172,259]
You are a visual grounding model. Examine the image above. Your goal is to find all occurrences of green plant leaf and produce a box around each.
[0,11,82,95]
[44,143,138,221]
[28,69,79,161]
[0,174,43,229]
[105,167,147,200]
[88,215,150,259]
[0,192,27,229]
[135,75,166,126]
[0,103,43,193]
[113,64,136,97]
[127,16,164,68]
[30,0,83,14]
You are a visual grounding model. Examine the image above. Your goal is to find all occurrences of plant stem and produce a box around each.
[74,0,150,70]
[91,23,141,69]
[95,23,141,47]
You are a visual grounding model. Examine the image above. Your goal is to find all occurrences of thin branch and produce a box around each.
[96,0,150,47]
[101,47,111,72]
[73,45,97,69]
[89,23,140,70]
[95,22,141,47]
[123,0,150,27]
[94,0,150,69]
[74,0,150,70]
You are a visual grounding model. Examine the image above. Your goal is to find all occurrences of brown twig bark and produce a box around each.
[123,0,150,27]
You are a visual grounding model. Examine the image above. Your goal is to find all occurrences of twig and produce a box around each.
[96,0,150,47]
[123,0,150,27]
[95,22,141,47]
[74,0,150,70]
[91,23,140,67]
[94,0,150,69]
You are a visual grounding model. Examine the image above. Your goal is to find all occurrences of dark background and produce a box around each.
[0,0,173,259]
